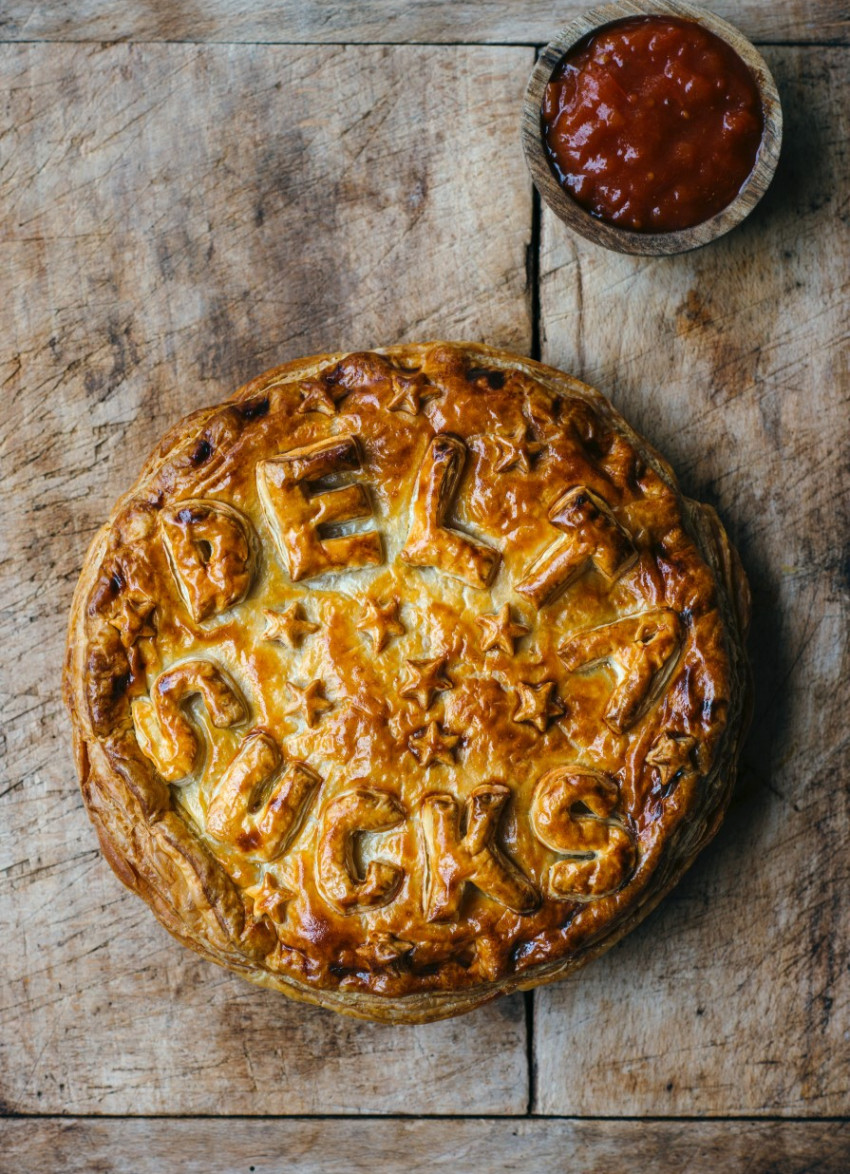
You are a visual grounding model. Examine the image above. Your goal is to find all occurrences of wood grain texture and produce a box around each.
[534,46,850,1115]
[1,1117,849,1173]
[0,0,847,45]
[0,41,532,1114]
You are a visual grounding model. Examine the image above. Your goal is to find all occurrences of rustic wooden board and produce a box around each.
[534,45,850,1115]
[2,12,848,1158]
[2,1117,849,1172]
[0,0,847,45]
[0,41,533,1115]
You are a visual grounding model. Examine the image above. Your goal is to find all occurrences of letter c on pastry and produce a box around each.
[317,787,405,912]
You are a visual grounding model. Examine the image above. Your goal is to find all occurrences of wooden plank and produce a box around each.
[0,0,846,45]
[533,46,850,1115]
[1,1118,849,1172]
[0,41,532,1114]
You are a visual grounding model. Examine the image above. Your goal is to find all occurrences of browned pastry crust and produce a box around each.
[64,343,751,1023]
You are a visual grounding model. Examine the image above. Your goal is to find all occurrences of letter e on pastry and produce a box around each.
[258,436,382,581]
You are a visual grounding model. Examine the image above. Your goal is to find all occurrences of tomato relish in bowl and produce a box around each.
[541,15,764,233]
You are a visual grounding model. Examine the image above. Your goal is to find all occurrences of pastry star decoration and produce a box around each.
[476,603,529,656]
[408,720,460,767]
[512,680,564,733]
[246,873,294,923]
[283,679,334,728]
[357,597,405,653]
[263,604,320,649]
[646,731,698,787]
[491,424,545,473]
[387,370,431,415]
[297,378,347,416]
[399,656,453,710]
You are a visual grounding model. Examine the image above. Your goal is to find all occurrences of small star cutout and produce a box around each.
[399,656,453,710]
[246,874,294,923]
[512,680,564,733]
[491,425,545,473]
[357,597,405,653]
[283,679,334,728]
[646,731,698,787]
[476,603,529,656]
[408,720,460,767]
[263,604,320,649]
[297,379,347,415]
[387,371,429,415]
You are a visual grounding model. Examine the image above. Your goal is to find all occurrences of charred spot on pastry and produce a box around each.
[65,342,749,1023]
[237,396,270,420]
[466,366,506,390]
[190,438,213,465]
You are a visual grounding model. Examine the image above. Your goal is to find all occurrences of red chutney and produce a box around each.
[542,16,764,232]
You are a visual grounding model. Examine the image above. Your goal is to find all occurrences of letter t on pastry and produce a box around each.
[516,486,636,608]
[258,436,382,581]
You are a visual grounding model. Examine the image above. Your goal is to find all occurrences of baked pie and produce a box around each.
[64,343,751,1023]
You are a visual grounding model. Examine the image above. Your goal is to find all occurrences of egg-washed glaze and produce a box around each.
[64,343,751,1023]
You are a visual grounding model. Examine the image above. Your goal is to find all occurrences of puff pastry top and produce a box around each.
[65,343,750,1023]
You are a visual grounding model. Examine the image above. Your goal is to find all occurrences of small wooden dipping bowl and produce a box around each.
[522,0,783,255]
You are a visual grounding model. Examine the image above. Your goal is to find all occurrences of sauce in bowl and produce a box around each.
[542,16,764,233]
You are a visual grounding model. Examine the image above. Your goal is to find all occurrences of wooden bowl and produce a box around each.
[521,0,783,255]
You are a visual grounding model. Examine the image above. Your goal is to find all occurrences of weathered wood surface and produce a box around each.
[0,0,847,45]
[1,11,848,1157]
[534,45,850,1116]
[0,41,532,1115]
[2,1118,849,1173]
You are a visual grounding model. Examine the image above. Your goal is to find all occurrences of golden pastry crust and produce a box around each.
[64,343,751,1023]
